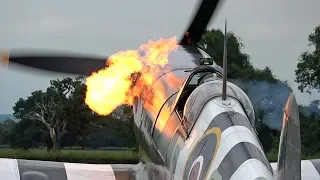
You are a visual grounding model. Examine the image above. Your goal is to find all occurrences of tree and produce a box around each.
[255,108,274,152]
[198,29,278,83]
[198,29,251,68]
[295,25,320,93]
[0,119,16,145]
[257,121,273,152]
[12,76,94,152]
[6,118,42,150]
[62,78,101,149]
[199,28,287,130]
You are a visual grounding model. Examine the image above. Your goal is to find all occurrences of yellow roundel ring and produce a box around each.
[182,127,221,180]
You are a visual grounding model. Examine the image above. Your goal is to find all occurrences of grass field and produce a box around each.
[1,148,318,164]
[0,148,139,164]
[0,148,278,163]
[266,151,278,162]
[266,149,320,162]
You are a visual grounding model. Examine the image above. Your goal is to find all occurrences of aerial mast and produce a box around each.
[222,19,228,101]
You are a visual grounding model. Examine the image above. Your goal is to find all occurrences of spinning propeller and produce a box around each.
[1,0,222,76]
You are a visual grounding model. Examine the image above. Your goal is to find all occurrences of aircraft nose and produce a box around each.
[203,112,275,180]
[179,97,275,180]
[183,126,275,180]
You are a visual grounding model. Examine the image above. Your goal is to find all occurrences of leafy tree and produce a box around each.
[295,25,320,93]
[198,29,251,69]
[0,119,17,145]
[257,121,273,152]
[254,108,274,152]
[300,112,320,155]
[9,75,137,151]
[6,119,43,150]
[60,76,100,149]
[0,124,4,144]
[198,29,278,82]
[300,100,320,116]
[12,76,96,152]
[86,112,136,149]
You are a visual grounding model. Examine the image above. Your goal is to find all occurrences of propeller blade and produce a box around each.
[179,0,222,46]
[1,1,222,75]
[1,49,108,76]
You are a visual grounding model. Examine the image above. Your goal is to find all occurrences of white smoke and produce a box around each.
[230,79,292,129]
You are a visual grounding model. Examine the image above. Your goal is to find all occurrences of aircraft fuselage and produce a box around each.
[132,46,275,179]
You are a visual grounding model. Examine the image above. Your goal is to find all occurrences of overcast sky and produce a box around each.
[0,0,319,114]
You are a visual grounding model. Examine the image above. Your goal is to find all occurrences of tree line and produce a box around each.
[0,77,136,152]
[0,25,320,158]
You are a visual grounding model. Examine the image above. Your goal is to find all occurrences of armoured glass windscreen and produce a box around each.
[187,71,221,86]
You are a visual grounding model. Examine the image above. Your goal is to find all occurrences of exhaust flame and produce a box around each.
[85,37,180,116]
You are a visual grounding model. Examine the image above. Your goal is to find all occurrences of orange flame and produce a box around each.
[85,37,180,117]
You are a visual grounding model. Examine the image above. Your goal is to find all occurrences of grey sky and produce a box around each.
[0,0,319,114]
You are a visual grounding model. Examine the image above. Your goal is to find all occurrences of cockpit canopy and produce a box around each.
[174,66,222,116]
[182,79,256,132]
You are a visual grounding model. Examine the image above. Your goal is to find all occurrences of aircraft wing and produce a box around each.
[270,160,320,179]
[271,93,320,180]
[0,158,138,180]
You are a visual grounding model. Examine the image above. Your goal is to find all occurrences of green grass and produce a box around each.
[266,149,320,163]
[0,148,139,164]
[266,150,278,162]
[2,148,320,165]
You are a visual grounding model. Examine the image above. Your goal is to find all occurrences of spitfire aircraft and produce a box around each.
[1,0,320,179]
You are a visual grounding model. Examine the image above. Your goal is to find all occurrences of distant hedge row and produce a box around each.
[2,148,320,164]
[0,149,139,164]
